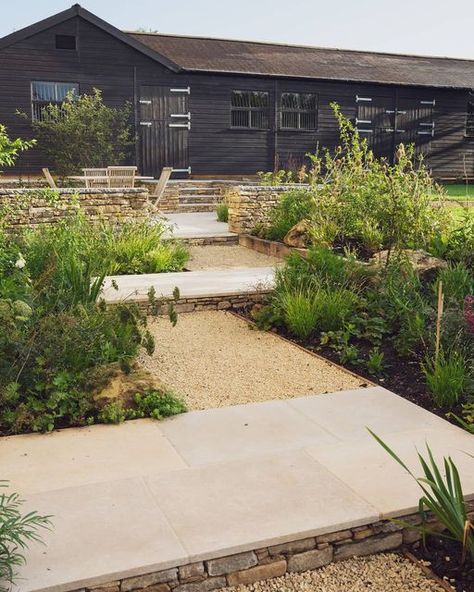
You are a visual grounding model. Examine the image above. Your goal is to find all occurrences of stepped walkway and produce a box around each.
[103,212,274,307]
[5,387,474,592]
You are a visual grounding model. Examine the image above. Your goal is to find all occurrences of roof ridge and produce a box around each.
[126,30,474,64]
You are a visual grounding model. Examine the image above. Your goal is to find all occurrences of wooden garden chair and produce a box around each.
[152,167,173,206]
[107,166,137,188]
[82,168,109,188]
[42,168,57,189]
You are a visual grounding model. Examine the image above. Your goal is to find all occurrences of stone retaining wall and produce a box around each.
[0,188,152,230]
[134,291,269,315]
[74,506,474,592]
[227,185,309,234]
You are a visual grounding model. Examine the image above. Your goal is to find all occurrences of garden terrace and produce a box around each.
[6,386,474,592]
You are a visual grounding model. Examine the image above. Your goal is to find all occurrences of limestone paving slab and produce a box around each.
[1,419,186,495]
[159,399,339,466]
[101,267,275,303]
[164,212,234,239]
[7,387,474,592]
[145,450,379,561]
[306,425,474,518]
[19,477,188,592]
[287,386,453,440]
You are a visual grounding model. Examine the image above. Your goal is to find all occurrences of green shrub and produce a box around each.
[276,288,320,339]
[366,347,385,376]
[370,432,474,564]
[316,288,359,332]
[422,350,468,407]
[257,189,314,241]
[0,482,51,591]
[0,123,35,168]
[98,391,186,424]
[134,390,186,419]
[433,262,474,304]
[29,88,132,176]
[216,203,229,223]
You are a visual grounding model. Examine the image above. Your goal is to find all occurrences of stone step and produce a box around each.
[177,203,217,213]
[179,195,222,204]
[179,187,223,195]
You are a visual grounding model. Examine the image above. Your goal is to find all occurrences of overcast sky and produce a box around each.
[0,0,473,60]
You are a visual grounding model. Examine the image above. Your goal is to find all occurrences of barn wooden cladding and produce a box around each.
[0,4,473,178]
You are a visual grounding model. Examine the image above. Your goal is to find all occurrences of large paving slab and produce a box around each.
[101,267,274,303]
[164,212,234,239]
[5,386,474,592]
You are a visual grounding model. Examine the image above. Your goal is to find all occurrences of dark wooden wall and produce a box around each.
[0,15,473,179]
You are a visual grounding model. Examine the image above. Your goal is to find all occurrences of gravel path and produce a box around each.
[186,245,280,271]
[222,554,444,592]
[140,311,364,410]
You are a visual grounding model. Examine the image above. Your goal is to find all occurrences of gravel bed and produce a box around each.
[140,311,364,410]
[186,245,280,270]
[223,554,444,592]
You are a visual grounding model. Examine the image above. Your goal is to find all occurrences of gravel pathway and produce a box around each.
[140,311,364,410]
[186,245,280,271]
[222,554,443,592]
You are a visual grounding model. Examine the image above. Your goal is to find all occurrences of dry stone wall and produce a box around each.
[70,506,474,592]
[0,188,152,230]
[227,185,309,234]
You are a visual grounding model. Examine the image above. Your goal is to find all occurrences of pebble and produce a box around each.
[222,554,445,592]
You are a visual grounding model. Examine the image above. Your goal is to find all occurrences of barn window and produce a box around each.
[466,93,474,137]
[280,93,318,130]
[31,81,79,121]
[231,91,269,129]
[55,35,76,50]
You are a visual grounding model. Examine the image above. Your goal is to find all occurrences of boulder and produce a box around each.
[283,219,312,248]
[370,249,447,280]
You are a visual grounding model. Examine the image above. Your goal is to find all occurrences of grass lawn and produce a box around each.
[441,183,474,200]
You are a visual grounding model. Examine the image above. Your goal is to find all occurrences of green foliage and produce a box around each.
[370,432,474,564]
[0,124,35,169]
[0,481,51,591]
[257,168,307,185]
[366,347,385,376]
[98,391,186,424]
[23,212,189,287]
[254,190,314,241]
[216,203,229,223]
[433,263,474,305]
[422,350,468,407]
[430,209,474,267]
[305,104,447,256]
[276,288,320,339]
[134,390,186,419]
[30,88,132,176]
[0,209,189,434]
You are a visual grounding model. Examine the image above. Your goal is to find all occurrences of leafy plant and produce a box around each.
[366,347,385,376]
[0,124,35,169]
[422,350,468,407]
[216,203,229,223]
[29,88,132,176]
[98,391,186,424]
[276,288,320,339]
[255,189,314,241]
[369,431,474,564]
[433,263,474,305]
[134,390,186,419]
[0,482,52,591]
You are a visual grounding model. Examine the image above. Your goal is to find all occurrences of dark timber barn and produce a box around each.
[0,4,474,179]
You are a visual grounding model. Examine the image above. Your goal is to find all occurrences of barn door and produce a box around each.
[355,95,396,161]
[397,98,435,158]
[139,85,191,177]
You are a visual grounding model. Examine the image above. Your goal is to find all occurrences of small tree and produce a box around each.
[31,88,132,176]
[0,125,35,169]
